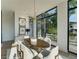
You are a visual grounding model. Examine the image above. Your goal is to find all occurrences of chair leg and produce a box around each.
[55,54,59,59]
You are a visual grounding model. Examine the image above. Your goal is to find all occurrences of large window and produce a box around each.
[37,7,57,42]
[68,0,77,53]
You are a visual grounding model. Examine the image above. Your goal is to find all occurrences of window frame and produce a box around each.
[67,0,77,54]
[37,6,57,41]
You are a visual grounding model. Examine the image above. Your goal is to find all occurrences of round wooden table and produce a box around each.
[22,38,50,53]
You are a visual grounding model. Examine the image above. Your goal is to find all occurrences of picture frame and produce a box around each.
[19,17,26,35]
[19,27,26,35]
[19,17,26,26]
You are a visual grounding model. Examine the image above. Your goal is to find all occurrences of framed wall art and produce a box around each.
[19,17,26,35]
[19,18,26,26]
[19,27,26,35]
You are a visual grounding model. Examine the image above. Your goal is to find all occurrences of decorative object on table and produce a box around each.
[31,38,37,46]
[19,17,26,35]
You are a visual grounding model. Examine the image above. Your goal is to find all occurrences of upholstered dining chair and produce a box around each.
[38,36,44,40]
[20,40,44,59]
[9,42,18,59]
[17,40,39,59]
[44,36,51,51]
[21,45,37,59]
[9,41,43,59]
[44,46,59,59]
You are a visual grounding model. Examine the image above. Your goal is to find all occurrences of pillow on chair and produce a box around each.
[41,49,50,57]
[33,53,43,59]
[44,46,59,59]
[33,55,41,59]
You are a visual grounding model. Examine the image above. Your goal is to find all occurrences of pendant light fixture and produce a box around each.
[33,0,37,38]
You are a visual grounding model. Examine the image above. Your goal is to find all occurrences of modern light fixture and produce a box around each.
[33,0,37,38]
[30,0,37,45]
[34,0,36,20]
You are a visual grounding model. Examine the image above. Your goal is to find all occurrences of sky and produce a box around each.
[69,9,77,22]
[69,14,77,22]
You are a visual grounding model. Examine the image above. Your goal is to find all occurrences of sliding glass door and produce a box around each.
[68,0,77,53]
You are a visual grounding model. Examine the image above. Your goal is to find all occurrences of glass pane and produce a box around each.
[37,19,46,37]
[37,13,44,19]
[69,9,77,22]
[29,19,33,37]
[69,8,77,53]
[46,15,57,41]
[45,8,56,17]
[47,8,56,14]
[41,19,46,37]
[37,19,42,37]
[69,0,77,8]
[37,7,57,42]
[37,8,57,19]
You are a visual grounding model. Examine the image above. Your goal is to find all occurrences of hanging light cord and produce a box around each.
[34,0,36,19]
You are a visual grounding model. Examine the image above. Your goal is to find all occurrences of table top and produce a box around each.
[23,38,49,48]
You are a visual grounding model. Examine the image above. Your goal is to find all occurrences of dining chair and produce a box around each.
[24,35,30,39]
[9,41,40,59]
[9,42,18,59]
[44,46,59,59]
[17,40,39,59]
[38,36,44,40]
[20,40,44,59]
[44,36,51,51]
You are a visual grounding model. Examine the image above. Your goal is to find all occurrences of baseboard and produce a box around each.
[1,40,14,45]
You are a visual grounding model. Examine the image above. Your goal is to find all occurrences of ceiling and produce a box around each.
[1,0,67,16]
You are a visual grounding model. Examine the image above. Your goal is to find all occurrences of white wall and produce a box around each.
[31,0,68,52]
[13,0,68,52]
[57,1,68,52]
[15,11,29,36]
[14,11,38,38]
[2,10,15,41]
[1,0,65,16]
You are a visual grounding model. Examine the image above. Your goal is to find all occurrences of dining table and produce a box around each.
[9,37,50,59]
[22,38,50,53]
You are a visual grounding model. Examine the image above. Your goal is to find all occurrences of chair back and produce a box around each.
[44,46,59,59]
[38,36,44,40]
[9,42,18,59]
[9,41,38,59]
[20,41,38,59]
[44,37,51,50]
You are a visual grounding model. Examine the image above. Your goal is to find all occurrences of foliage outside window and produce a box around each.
[37,7,57,41]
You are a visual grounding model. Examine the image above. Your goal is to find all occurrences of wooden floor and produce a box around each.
[59,51,77,59]
[1,40,14,59]
[1,40,77,59]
